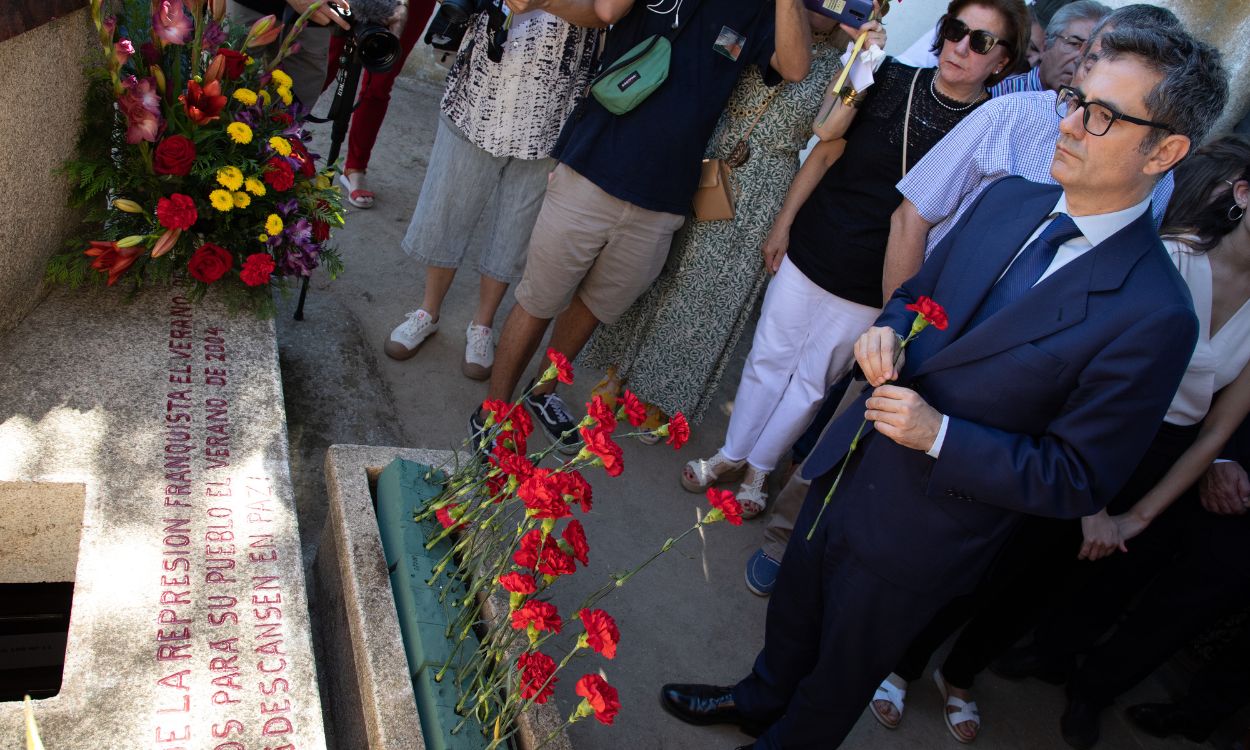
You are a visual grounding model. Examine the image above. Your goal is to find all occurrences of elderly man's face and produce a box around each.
[1039,16,1099,90]
[1026,20,1046,67]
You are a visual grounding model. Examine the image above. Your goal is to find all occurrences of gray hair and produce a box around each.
[1089,3,1182,41]
[1097,25,1229,150]
[1046,0,1110,41]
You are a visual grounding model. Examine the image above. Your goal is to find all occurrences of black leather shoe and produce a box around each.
[991,645,1072,685]
[1060,698,1103,750]
[660,683,766,735]
[1126,702,1214,742]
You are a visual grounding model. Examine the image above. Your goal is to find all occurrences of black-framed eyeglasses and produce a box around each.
[1055,85,1176,137]
[939,16,1008,56]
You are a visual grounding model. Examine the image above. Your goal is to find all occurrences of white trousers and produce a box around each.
[722,256,880,472]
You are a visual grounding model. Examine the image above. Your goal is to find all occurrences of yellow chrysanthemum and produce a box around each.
[232,88,258,106]
[268,136,292,157]
[276,86,293,106]
[232,191,251,209]
[270,69,293,88]
[258,233,269,242]
[216,166,244,191]
[226,122,253,144]
[209,189,235,212]
[244,177,266,197]
[260,90,272,106]
[265,214,284,235]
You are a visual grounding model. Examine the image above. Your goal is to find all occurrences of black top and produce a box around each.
[553,0,778,215]
[788,60,987,307]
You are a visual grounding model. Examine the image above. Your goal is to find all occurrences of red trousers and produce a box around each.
[323,0,435,172]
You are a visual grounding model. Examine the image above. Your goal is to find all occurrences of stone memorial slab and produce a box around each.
[0,287,326,750]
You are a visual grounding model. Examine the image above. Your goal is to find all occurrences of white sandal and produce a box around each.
[681,449,746,493]
[869,674,907,729]
[339,171,375,209]
[934,668,981,744]
[736,467,769,519]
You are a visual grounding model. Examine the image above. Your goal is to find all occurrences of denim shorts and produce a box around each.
[402,116,553,284]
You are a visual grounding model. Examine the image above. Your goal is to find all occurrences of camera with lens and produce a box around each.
[424,0,509,63]
[326,0,402,73]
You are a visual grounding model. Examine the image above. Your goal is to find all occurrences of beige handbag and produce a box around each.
[692,85,783,222]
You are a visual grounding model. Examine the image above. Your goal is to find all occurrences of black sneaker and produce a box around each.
[523,384,581,456]
[468,408,490,456]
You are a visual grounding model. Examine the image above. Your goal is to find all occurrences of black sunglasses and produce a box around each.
[1055,86,1176,137]
[939,16,1008,56]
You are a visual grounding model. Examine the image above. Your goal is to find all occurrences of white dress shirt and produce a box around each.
[926,193,1154,458]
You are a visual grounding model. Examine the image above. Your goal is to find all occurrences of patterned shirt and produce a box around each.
[898,90,1174,256]
[441,12,599,160]
[989,66,1044,98]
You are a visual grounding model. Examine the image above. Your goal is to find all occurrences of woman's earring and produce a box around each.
[1229,203,1246,222]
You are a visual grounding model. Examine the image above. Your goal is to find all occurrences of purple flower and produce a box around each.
[114,39,135,65]
[277,198,299,216]
[200,19,226,49]
[118,76,164,144]
[152,0,192,45]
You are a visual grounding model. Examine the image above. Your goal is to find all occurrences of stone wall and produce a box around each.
[0,9,93,335]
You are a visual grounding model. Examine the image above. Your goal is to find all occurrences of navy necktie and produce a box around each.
[967,213,1083,329]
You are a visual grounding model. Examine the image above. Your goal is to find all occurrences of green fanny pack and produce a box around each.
[590,34,673,115]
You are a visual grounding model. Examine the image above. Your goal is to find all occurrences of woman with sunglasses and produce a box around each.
[681,0,1030,521]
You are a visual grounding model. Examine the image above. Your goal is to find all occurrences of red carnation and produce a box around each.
[270,111,294,127]
[153,134,196,175]
[538,542,577,578]
[187,243,233,284]
[578,608,620,659]
[435,503,467,531]
[545,347,574,384]
[156,193,197,231]
[499,572,537,595]
[666,412,690,450]
[587,394,617,433]
[562,519,590,566]
[180,79,227,125]
[575,674,621,725]
[264,156,295,192]
[517,651,558,704]
[514,529,545,569]
[511,600,562,635]
[905,295,949,331]
[491,445,535,481]
[518,469,572,520]
[706,487,744,526]
[560,470,593,513]
[620,389,647,427]
[579,426,624,477]
[240,253,275,286]
[215,47,247,79]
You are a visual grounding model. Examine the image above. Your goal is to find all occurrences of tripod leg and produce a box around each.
[294,274,311,320]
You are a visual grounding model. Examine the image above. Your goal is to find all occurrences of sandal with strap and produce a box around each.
[681,449,746,493]
[736,467,769,519]
[339,172,375,209]
[869,674,907,730]
[934,668,981,744]
[638,403,668,445]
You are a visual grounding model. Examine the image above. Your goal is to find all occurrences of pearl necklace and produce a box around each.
[929,74,985,112]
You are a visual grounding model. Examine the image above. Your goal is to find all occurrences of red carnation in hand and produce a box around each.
[579,426,624,477]
[560,470,593,513]
[575,674,621,725]
[511,600,562,635]
[562,519,590,566]
[518,468,572,520]
[181,79,227,125]
[905,295,949,331]
[578,608,620,659]
[587,394,617,433]
[156,193,197,230]
[666,412,690,450]
[620,389,647,427]
[264,156,295,192]
[545,347,574,384]
[153,135,196,175]
[240,253,275,286]
[499,571,537,595]
[706,487,744,526]
[517,651,558,703]
[187,243,233,284]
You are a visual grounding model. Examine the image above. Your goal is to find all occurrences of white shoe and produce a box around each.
[462,323,494,380]
[385,309,438,360]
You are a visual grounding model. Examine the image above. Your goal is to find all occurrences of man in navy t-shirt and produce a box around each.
[473,0,812,452]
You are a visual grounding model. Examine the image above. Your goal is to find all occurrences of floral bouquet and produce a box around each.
[48,0,345,315]
[417,350,742,747]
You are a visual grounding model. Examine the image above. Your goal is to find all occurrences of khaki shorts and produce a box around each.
[514,164,685,325]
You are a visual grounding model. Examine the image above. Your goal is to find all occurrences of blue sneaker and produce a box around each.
[744,549,781,597]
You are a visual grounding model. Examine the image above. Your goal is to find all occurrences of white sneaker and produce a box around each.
[462,323,494,380]
[384,309,438,360]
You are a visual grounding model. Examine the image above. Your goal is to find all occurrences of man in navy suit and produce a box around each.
[661,24,1228,750]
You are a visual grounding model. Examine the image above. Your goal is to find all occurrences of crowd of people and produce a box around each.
[236,0,1250,746]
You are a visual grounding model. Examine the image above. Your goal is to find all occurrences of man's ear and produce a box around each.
[1143,132,1191,177]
